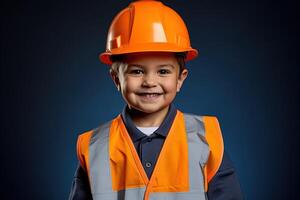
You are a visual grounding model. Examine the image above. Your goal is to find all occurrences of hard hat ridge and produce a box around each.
[99,0,198,65]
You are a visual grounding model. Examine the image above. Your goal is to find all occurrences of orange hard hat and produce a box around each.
[99,0,198,65]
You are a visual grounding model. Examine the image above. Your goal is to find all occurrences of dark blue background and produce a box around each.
[1,0,299,199]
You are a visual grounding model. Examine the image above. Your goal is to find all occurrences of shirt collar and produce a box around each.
[121,103,177,142]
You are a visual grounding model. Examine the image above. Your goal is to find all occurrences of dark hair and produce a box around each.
[174,52,187,74]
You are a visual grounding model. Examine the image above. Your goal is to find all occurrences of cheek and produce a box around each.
[162,79,179,92]
[123,78,139,92]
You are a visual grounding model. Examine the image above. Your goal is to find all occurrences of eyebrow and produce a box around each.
[127,64,144,68]
[158,64,175,69]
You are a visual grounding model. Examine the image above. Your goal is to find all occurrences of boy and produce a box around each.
[69,0,243,199]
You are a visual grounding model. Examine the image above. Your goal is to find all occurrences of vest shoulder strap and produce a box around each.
[202,116,224,191]
[76,130,94,172]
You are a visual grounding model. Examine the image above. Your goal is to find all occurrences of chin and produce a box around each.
[136,105,169,114]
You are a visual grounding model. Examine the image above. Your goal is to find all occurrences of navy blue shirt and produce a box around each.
[121,104,177,178]
[68,104,243,199]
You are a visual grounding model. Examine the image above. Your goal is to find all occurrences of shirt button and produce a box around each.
[147,138,152,142]
[145,162,152,168]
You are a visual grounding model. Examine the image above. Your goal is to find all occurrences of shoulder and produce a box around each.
[182,113,224,184]
[75,118,115,170]
[77,118,115,144]
[182,113,222,138]
[182,112,220,124]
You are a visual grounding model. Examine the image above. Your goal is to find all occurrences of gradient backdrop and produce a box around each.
[1,0,299,199]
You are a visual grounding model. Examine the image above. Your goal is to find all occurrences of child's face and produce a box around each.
[111,52,188,115]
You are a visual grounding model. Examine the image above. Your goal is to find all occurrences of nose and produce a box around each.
[142,73,157,87]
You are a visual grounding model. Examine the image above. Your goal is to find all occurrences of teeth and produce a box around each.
[145,94,157,97]
[140,93,160,97]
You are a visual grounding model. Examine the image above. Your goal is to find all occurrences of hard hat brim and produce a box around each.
[99,43,198,65]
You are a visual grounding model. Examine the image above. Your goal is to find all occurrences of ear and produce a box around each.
[177,69,188,92]
[110,70,120,91]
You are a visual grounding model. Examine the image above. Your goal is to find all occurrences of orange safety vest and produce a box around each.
[76,111,224,200]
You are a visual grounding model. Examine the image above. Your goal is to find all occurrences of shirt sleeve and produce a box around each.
[68,163,93,200]
[207,151,244,200]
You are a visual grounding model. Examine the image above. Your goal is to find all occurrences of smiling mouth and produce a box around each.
[137,93,163,96]
[137,93,163,100]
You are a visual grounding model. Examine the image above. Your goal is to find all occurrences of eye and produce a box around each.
[128,69,144,75]
[158,69,171,75]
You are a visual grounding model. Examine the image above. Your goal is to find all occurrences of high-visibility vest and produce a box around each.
[76,111,224,200]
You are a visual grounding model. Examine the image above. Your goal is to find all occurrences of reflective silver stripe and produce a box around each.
[87,113,210,200]
[149,190,207,200]
[92,187,146,200]
[89,121,113,194]
[184,113,209,199]
[88,121,146,200]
